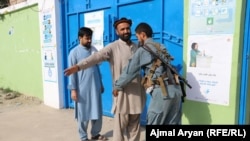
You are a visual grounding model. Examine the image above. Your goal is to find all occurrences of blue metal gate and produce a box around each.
[61,0,184,125]
[239,0,250,124]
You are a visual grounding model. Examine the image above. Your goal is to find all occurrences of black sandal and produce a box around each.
[91,134,108,140]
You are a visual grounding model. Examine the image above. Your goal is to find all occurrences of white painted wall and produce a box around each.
[38,0,65,109]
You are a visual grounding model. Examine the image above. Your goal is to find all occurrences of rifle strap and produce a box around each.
[157,76,168,97]
[174,74,180,85]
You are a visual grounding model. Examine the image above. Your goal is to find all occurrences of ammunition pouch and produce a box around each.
[141,74,171,97]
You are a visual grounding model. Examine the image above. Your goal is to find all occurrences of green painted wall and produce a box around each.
[182,0,246,124]
[0,4,43,100]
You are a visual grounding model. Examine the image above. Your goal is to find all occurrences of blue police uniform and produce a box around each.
[114,38,182,125]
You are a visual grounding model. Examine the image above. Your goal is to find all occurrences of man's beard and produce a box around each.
[118,33,131,42]
[84,43,91,49]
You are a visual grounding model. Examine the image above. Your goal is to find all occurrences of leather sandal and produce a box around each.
[91,134,108,140]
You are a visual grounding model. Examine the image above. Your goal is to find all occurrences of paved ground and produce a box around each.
[0,102,146,141]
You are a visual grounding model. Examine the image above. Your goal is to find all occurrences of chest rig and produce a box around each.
[141,42,180,97]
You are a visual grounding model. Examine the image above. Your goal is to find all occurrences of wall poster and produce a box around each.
[84,10,104,51]
[186,35,233,105]
[41,9,57,83]
[189,0,236,35]
[186,0,236,105]
[42,46,57,82]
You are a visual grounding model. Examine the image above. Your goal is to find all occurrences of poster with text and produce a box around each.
[186,34,233,105]
[84,11,104,51]
[41,4,56,47]
[189,0,235,35]
[42,46,57,82]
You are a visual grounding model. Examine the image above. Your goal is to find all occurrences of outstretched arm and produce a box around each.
[64,65,79,76]
[64,46,111,76]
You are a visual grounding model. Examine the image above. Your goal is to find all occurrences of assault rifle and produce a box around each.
[142,43,192,89]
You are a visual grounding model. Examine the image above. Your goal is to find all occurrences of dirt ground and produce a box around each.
[0,90,146,141]
[0,89,42,107]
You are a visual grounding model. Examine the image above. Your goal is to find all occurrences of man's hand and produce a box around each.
[112,89,119,97]
[71,90,78,102]
[64,65,79,76]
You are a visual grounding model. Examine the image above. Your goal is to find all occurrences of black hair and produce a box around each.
[191,42,197,49]
[78,27,93,37]
[135,22,153,37]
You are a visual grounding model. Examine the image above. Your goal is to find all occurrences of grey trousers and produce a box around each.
[147,85,182,125]
[77,118,102,140]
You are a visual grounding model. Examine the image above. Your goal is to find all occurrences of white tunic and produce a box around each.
[77,39,146,114]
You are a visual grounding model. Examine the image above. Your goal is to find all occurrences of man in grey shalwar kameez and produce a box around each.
[113,22,183,125]
[68,27,106,141]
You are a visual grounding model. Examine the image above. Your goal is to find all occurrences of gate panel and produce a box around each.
[67,14,79,50]
[67,0,85,13]
[163,0,184,73]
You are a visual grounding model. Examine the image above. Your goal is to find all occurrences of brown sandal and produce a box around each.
[91,134,108,140]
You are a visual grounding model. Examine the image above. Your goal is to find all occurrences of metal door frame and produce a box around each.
[239,0,250,124]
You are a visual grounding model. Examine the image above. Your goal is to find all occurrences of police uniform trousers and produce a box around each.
[147,84,182,125]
